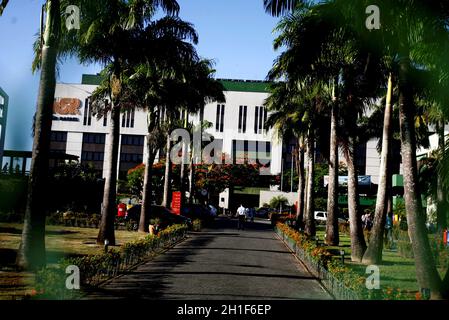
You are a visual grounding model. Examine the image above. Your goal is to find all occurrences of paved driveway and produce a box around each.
[85,217,331,300]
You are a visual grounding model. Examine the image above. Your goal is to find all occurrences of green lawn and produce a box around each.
[316,225,448,297]
[0,222,145,299]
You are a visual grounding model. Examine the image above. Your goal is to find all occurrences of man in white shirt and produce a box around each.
[237,204,246,230]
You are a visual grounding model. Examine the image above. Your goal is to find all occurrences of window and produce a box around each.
[50,131,67,142]
[103,100,109,127]
[122,109,136,128]
[82,151,104,162]
[83,98,92,126]
[215,104,225,132]
[120,153,143,163]
[121,135,144,146]
[232,140,271,165]
[238,106,248,133]
[255,106,268,134]
[83,133,106,144]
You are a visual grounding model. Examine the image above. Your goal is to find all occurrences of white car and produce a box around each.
[314,211,327,222]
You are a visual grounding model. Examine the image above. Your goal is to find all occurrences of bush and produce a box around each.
[33,224,188,298]
[314,197,327,211]
[192,219,202,231]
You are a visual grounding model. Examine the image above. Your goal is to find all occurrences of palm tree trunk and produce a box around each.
[398,55,442,299]
[345,138,367,261]
[296,135,305,228]
[16,0,61,270]
[363,73,394,265]
[305,128,316,237]
[180,113,188,208]
[326,97,339,245]
[436,118,447,232]
[97,101,120,245]
[162,133,172,208]
[139,139,156,233]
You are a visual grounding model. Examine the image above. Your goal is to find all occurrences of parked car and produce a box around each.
[181,204,215,222]
[314,211,327,223]
[256,207,273,219]
[125,204,192,229]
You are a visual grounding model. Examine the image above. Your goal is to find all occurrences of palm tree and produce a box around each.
[386,1,449,298]
[362,73,394,264]
[265,82,307,225]
[70,0,185,245]
[160,59,225,209]
[0,0,9,15]
[263,0,300,16]
[16,0,61,270]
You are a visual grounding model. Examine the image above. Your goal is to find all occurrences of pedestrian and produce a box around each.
[362,213,367,229]
[385,212,394,248]
[237,204,246,230]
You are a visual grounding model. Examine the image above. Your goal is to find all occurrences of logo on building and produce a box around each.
[53,98,82,116]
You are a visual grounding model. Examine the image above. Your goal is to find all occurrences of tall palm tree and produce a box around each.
[160,59,225,209]
[362,73,394,265]
[16,0,61,270]
[265,82,308,226]
[70,0,184,245]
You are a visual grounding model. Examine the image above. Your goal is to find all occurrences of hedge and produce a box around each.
[33,224,188,299]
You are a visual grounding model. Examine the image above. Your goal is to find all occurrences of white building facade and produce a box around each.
[51,75,283,179]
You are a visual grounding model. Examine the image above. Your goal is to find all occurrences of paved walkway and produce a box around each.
[85,217,331,300]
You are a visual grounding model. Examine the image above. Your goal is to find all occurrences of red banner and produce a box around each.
[171,191,182,215]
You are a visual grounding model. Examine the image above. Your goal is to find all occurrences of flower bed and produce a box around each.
[275,223,366,300]
[33,224,188,299]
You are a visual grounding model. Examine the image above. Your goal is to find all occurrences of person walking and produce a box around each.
[384,212,394,249]
[237,204,246,230]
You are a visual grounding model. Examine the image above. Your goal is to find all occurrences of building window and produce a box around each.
[232,140,271,165]
[122,109,135,128]
[50,131,68,142]
[216,104,225,133]
[121,135,144,146]
[120,153,143,163]
[83,133,106,144]
[103,100,109,127]
[83,98,92,126]
[82,151,105,162]
[238,106,248,133]
[255,106,268,134]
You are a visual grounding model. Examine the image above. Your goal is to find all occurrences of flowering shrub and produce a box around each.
[277,223,365,299]
[192,219,202,231]
[34,224,188,299]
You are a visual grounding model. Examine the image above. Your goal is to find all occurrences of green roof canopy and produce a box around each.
[81,74,271,93]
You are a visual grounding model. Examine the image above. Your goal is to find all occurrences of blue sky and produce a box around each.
[0,0,280,151]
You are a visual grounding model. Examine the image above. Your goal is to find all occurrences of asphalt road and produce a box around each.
[86,217,331,300]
